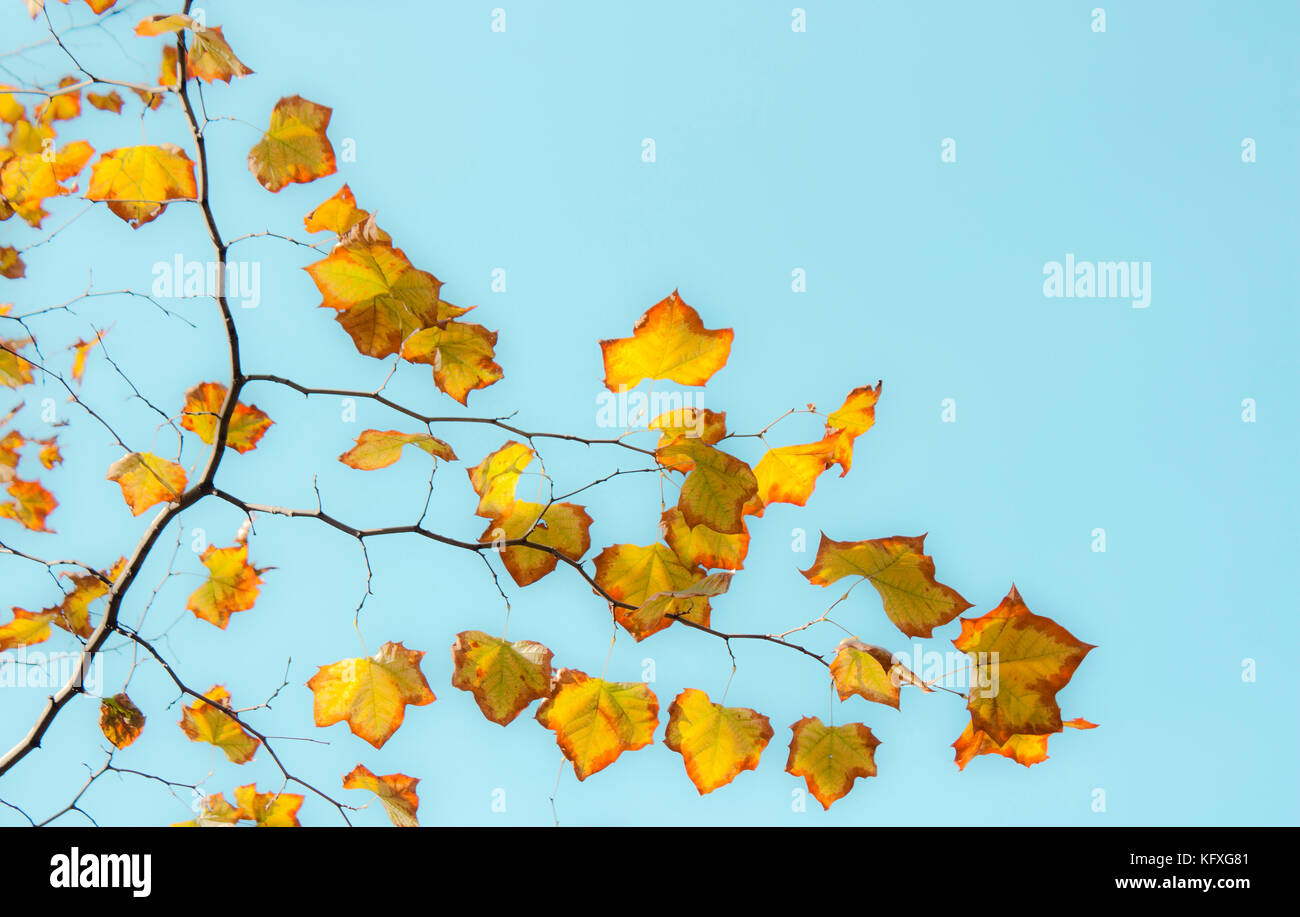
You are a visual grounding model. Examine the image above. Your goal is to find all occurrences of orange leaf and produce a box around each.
[233,784,302,827]
[105,452,186,515]
[186,539,266,629]
[401,320,503,406]
[600,290,733,391]
[785,715,880,809]
[0,607,55,650]
[99,693,145,749]
[0,478,57,531]
[343,764,420,827]
[307,642,435,749]
[953,716,1098,771]
[594,542,712,641]
[180,381,273,454]
[178,685,260,764]
[660,507,749,571]
[664,688,773,794]
[86,144,196,228]
[338,429,456,470]
[953,586,1095,743]
[535,669,658,780]
[86,91,123,114]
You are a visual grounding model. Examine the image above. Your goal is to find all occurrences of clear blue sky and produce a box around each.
[0,0,1295,826]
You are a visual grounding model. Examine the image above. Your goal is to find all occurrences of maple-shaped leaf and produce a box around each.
[785,716,880,810]
[450,630,554,726]
[0,479,57,531]
[86,91,123,114]
[535,668,659,780]
[600,290,733,391]
[178,685,260,764]
[305,241,465,359]
[0,245,24,278]
[801,533,972,638]
[180,382,273,454]
[105,452,187,515]
[0,607,55,650]
[953,717,1098,771]
[304,184,369,236]
[186,537,266,629]
[247,95,336,192]
[656,437,757,535]
[343,764,420,827]
[753,438,835,507]
[99,693,145,749]
[664,688,773,794]
[307,641,435,749]
[661,507,749,571]
[233,784,302,827]
[401,320,503,406]
[172,792,243,827]
[133,15,252,83]
[1,136,94,226]
[594,542,711,641]
[953,586,1095,743]
[36,437,61,469]
[338,429,456,470]
[45,563,121,637]
[86,144,197,228]
[830,637,929,710]
[481,501,593,587]
[649,407,727,445]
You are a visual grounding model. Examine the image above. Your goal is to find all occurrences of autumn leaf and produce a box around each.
[233,784,302,827]
[801,534,972,638]
[829,637,929,709]
[0,338,35,388]
[664,688,773,794]
[753,438,835,507]
[466,440,535,518]
[953,585,1095,743]
[307,641,435,749]
[649,407,727,445]
[304,184,368,236]
[47,568,112,637]
[34,76,79,122]
[0,478,57,531]
[178,686,260,764]
[450,630,553,726]
[186,537,267,629]
[600,290,733,390]
[660,507,749,571]
[343,764,419,827]
[953,717,1098,771]
[822,381,882,474]
[99,693,145,749]
[305,241,465,359]
[656,438,757,535]
[594,542,711,641]
[68,333,102,383]
[401,320,503,406]
[86,91,123,114]
[180,382,273,454]
[0,607,55,650]
[535,669,659,780]
[248,95,336,192]
[785,716,880,810]
[0,245,24,279]
[86,144,197,228]
[338,429,456,470]
[1,136,94,226]
[105,452,187,515]
[481,501,592,587]
[172,792,243,827]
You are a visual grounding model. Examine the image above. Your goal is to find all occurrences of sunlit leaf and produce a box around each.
[535,668,658,780]
[307,641,435,749]
[664,688,773,794]
[600,290,733,390]
[178,685,260,764]
[343,764,419,827]
[785,715,879,810]
[450,630,553,726]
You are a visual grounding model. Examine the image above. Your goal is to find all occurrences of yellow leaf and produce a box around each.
[178,685,260,764]
[450,630,553,726]
[172,792,243,827]
[535,669,658,780]
[480,500,592,587]
[185,540,265,629]
[828,637,929,709]
[247,95,336,192]
[307,641,435,749]
[105,452,187,515]
[233,784,302,827]
[180,382,274,454]
[338,429,456,470]
[304,184,368,236]
[664,688,773,794]
[343,764,420,827]
[953,717,1097,771]
[600,290,733,390]
[593,542,710,641]
[86,144,196,228]
[401,320,503,406]
[0,607,55,650]
[785,716,880,810]
[801,533,971,638]
[657,438,757,535]
[660,507,749,571]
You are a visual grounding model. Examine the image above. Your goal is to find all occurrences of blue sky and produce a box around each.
[0,0,1296,826]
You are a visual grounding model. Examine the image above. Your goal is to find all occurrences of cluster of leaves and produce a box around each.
[0,3,1096,825]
